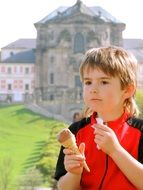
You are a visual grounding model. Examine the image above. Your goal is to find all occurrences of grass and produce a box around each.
[0,104,66,186]
[0,91,142,188]
[136,89,143,117]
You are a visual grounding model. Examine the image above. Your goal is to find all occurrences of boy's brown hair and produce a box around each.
[79,46,139,117]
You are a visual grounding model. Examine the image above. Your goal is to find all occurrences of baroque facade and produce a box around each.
[0,1,143,121]
[34,0,125,120]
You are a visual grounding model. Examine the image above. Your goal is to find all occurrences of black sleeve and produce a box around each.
[126,117,143,164]
[54,117,90,181]
[138,134,143,164]
[54,146,66,181]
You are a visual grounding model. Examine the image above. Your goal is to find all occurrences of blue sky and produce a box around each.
[0,0,142,49]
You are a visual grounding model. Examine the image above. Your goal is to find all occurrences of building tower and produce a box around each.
[34,0,125,120]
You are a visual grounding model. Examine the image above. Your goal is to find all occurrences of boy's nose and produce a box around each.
[91,89,97,93]
[90,86,98,93]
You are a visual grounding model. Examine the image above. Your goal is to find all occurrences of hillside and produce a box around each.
[0,104,67,188]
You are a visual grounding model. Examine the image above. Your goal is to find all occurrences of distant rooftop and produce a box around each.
[2,50,35,63]
[123,39,143,49]
[128,49,143,62]
[2,38,143,52]
[122,39,143,62]
[2,39,36,49]
[36,0,122,24]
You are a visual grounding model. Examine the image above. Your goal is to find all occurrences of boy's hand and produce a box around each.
[94,123,121,156]
[63,143,86,175]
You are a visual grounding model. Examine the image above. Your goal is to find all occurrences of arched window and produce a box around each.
[74,33,85,53]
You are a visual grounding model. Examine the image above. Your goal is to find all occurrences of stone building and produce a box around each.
[34,0,125,120]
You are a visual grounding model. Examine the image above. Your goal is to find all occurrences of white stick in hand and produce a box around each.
[95,117,104,149]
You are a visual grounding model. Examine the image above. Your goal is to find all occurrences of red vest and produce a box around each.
[76,112,141,190]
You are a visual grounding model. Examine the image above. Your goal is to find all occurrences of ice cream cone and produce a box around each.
[57,128,90,172]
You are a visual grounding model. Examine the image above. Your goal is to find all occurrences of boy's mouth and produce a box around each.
[91,98,102,101]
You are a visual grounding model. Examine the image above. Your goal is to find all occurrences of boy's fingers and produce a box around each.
[79,142,85,155]
[95,124,112,133]
[63,148,74,155]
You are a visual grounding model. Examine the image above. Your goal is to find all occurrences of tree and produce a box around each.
[18,168,43,190]
[0,157,13,190]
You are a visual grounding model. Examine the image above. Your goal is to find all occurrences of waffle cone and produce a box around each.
[61,137,80,154]
[57,129,90,172]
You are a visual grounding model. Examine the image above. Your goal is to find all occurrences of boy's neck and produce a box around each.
[96,110,125,122]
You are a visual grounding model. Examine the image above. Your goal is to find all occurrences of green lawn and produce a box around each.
[0,104,66,186]
[1,91,141,188]
[136,89,143,117]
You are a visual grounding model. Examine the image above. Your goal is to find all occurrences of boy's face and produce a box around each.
[82,68,129,120]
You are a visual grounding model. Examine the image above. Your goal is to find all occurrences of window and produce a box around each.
[50,73,54,84]
[50,56,55,63]
[8,84,12,90]
[31,66,35,73]
[74,33,85,53]
[50,94,54,100]
[25,67,29,74]
[14,66,17,73]
[1,80,6,89]
[31,80,35,88]
[50,31,54,40]
[14,80,18,89]
[25,84,29,90]
[20,66,23,73]
[1,66,5,73]
[8,67,12,74]
[10,52,14,56]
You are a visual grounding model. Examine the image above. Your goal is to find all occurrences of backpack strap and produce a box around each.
[126,117,143,132]
[126,117,143,164]
[138,135,143,164]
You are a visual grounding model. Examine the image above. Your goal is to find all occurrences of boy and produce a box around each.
[55,46,143,190]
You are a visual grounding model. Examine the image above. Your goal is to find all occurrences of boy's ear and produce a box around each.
[124,84,136,99]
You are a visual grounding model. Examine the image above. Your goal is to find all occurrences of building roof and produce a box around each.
[36,0,122,24]
[2,39,36,49]
[123,39,143,63]
[128,49,143,63]
[2,49,35,63]
[123,39,143,49]
[2,37,143,64]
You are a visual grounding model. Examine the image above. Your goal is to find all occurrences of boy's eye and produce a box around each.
[100,80,109,85]
[84,81,91,85]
